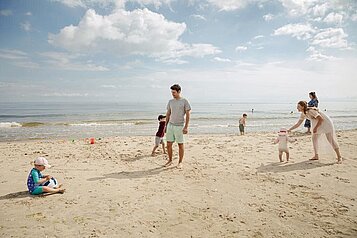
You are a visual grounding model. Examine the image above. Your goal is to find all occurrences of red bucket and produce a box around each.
[90,138,95,144]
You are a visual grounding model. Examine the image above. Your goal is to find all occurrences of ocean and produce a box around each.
[1,101,357,141]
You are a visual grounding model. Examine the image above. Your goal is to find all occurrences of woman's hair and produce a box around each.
[298,101,308,114]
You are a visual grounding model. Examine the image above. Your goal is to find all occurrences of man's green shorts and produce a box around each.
[166,123,184,144]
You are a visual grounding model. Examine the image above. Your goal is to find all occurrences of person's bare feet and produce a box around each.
[309,156,319,161]
[164,160,172,167]
[151,153,156,157]
[336,157,342,164]
[58,188,65,194]
[176,163,183,169]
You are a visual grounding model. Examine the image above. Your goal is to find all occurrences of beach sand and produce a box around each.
[0,130,356,237]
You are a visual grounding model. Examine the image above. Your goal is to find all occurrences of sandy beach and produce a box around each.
[0,130,356,237]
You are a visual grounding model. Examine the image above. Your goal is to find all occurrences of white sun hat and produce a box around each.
[34,157,51,168]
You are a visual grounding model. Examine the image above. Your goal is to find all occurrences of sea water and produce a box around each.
[0,101,357,141]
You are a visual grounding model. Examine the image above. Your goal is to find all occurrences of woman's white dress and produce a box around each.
[300,108,338,156]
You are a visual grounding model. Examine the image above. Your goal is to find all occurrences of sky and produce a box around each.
[0,0,356,103]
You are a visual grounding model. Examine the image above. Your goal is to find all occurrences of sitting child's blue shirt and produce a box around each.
[27,168,43,193]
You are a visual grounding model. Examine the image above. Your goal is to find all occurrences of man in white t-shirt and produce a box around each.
[164,84,191,169]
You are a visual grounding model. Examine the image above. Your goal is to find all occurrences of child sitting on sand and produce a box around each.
[151,115,167,156]
[273,128,297,162]
[27,157,65,195]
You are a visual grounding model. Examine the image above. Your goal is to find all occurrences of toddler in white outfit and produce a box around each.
[273,128,296,162]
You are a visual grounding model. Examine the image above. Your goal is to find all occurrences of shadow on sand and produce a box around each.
[257,160,335,173]
[88,166,174,181]
[0,191,31,200]
[0,190,62,200]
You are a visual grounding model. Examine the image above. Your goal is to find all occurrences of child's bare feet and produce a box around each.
[55,184,63,189]
[336,157,342,164]
[176,163,183,169]
[58,188,65,194]
[151,153,156,157]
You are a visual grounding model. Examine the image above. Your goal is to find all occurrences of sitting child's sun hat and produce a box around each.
[34,157,51,168]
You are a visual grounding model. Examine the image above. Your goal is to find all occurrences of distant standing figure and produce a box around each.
[288,101,342,163]
[239,113,247,135]
[304,91,319,134]
[273,128,296,162]
[251,109,254,114]
[151,115,166,156]
[164,84,191,169]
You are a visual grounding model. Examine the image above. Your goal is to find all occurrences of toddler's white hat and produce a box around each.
[34,157,51,168]
[278,128,287,135]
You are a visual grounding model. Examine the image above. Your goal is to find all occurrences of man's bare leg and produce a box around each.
[164,141,173,166]
[177,143,184,168]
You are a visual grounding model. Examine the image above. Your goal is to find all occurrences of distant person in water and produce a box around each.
[304,91,319,134]
[288,101,342,163]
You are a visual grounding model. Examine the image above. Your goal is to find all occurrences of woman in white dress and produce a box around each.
[288,101,342,163]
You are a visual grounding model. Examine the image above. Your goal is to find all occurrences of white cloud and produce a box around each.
[20,21,32,32]
[311,28,348,48]
[0,49,39,68]
[323,12,343,25]
[40,51,109,71]
[263,13,274,21]
[100,85,117,88]
[0,49,28,60]
[51,0,86,8]
[25,12,33,16]
[130,0,173,9]
[273,23,316,40]
[311,3,330,17]
[213,57,231,62]
[352,14,357,21]
[51,0,173,9]
[49,8,220,61]
[191,14,206,21]
[253,35,264,40]
[279,0,319,17]
[160,58,188,64]
[235,46,247,52]
[306,46,337,61]
[207,0,262,11]
[13,61,40,69]
[0,9,12,16]
[43,92,89,97]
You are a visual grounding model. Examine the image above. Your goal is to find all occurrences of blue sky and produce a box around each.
[0,0,356,103]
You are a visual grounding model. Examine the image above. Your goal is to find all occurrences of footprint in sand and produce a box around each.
[335,177,350,183]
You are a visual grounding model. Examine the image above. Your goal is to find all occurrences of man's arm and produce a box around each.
[183,110,191,134]
[165,109,171,132]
